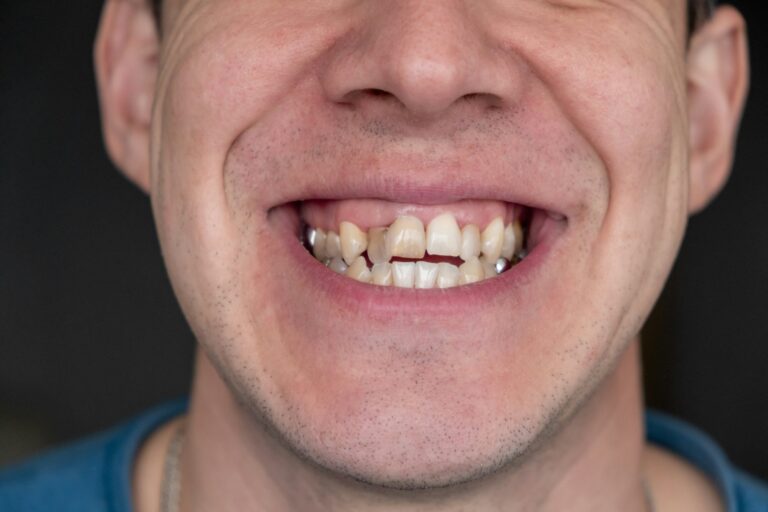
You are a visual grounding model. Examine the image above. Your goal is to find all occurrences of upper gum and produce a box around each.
[300,199,521,232]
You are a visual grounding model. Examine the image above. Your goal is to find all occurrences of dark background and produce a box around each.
[1,0,766,480]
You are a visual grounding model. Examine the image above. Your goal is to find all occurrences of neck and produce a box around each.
[178,341,647,512]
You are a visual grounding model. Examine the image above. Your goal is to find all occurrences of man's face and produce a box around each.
[145,0,698,487]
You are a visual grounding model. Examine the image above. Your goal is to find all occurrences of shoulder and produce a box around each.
[0,400,186,512]
[646,410,768,512]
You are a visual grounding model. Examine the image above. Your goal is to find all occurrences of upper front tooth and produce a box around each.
[392,261,416,288]
[386,216,426,259]
[340,221,368,265]
[480,256,497,279]
[415,261,439,289]
[328,256,348,274]
[367,227,391,264]
[513,220,524,254]
[460,224,481,261]
[501,223,516,260]
[346,256,372,283]
[426,213,461,257]
[481,217,504,261]
[325,231,342,259]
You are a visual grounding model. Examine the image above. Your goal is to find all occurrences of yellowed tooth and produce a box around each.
[460,224,481,261]
[513,220,524,254]
[328,256,348,274]
[501,223,516,260]
[367,227,391,264]
[481,217,504,262]
[325,231,341,259]
[392,261,416,288]
[340,221,368,265]
[346,256,371,283]
[426,213,461,257]
[459,257,484,285]
[436,262,460,288]
[480,256,497,279]
[386,216,426,259]
[415,261,439,289]
[311,228,327,260]
[371,262,393,286]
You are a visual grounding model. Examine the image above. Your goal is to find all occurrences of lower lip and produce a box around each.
[271,206,563,320]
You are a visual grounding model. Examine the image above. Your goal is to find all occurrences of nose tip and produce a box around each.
[321,2,519,119]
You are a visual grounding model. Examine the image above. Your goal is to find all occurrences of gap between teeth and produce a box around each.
[305,213,525,289]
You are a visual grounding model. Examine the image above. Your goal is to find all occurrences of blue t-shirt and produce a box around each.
[1,402,767,511]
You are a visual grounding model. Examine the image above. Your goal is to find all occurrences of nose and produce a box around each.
[321,1,522,118]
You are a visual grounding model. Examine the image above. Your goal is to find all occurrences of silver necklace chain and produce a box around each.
[158,425,656,512]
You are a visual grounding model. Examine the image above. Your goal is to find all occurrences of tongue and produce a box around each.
[300,199,519,231]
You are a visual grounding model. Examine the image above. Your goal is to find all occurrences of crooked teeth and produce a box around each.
[386,216,426,259]
[340,221,368,265]
[426,213,461,257]
[306,213,526,288]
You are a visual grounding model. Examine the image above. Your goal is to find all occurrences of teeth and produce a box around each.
[481,217,504,262]
[426,213,461,257]
[386,216,426,259]
[459,257,484,285]
[305,212,526,287]
[371,262,393,286]
[328,256,348,274]
[311,228,328,260]
[501,223,516,260]
[367,227,391,265]
[392,261,416,288]
[346,256,372,283]
[436,262,460,288]
[415,261,439,289]
[460,224,481,261]
[325,231,342,259]
[340,221,368,265]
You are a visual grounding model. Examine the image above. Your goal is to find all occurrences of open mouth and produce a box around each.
[279,199,556,290]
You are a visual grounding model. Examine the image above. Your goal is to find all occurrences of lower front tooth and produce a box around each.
[480,256,497,279]
[371,262,393,285]
[346,256,371,283]
[459,257,484,284]
[436,262,460,288]
[392,261,416,288]
[328,257,348,274]
[415,261,439,289]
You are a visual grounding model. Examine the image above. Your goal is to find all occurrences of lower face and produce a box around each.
[152,0,689,488]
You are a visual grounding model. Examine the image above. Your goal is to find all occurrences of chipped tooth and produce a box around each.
[325,231,341,259]
[460,224,481,261]
[436,262,460,288]
[346,256,371,283]
[340,221,368,265]
[392,261,416,288]
[459,257,484,285]
[501,223,516,260]
[426,213,461,257]
[367,227,391,265]
[328,257,348,274]
[415,261,439,289]
[386,216,426,259]
[371,262,393,286]
[481,217,504,262]
[495,257,510,274]
[312,228,327,260]
[513,220,524,254]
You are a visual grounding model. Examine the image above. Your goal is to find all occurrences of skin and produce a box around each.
[95,0,749,510]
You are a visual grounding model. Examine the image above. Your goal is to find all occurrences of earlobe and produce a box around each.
[94,0,159,193]
[686,6,749,213]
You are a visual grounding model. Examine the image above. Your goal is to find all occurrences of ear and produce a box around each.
[94,0,159,193]
[686,6,749,213]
